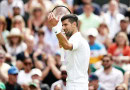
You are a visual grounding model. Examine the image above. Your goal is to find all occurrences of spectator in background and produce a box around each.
[0,16,9,45]
[73,0,101,15]
[41,55,61,87]
[97,23,112,49]
[108,32,130,58]
[86,28,107,64]
[115,83,128,90]
[0,82,6,90]
[0,0,24,17]
[89,74,105,90]
[28,4,46,35]
[16,35,43,70]
[5,28,27,56]
[51,65,67,90]
[34,29,53,55]
[5,66,22,90]
[78,2,101,37]
[119,17,130,42]
[102,0,128,15]
[95,54,123,90]
[0,50,11,83]
[17,57,33,89]
[101,0,124,39]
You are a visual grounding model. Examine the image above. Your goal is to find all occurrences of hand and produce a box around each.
[48,12,59,28]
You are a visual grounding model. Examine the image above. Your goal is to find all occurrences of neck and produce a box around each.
[85,13,91,18]
[27,48,33,53]
[104,66,112,74]
[25,69,30,73]
[118,45,125,48]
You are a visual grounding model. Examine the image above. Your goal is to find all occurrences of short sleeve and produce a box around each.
[70,39,79,51]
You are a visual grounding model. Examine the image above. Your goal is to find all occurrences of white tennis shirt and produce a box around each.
[65,32,90,83]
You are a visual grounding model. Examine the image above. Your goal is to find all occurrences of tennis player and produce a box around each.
[48,13,90,90]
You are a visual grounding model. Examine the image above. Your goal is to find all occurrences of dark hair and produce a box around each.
[61,14,78,27]
[102,54,113,61]
[83,2,92,6]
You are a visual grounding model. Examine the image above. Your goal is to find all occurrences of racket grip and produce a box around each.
[60,47,64,61]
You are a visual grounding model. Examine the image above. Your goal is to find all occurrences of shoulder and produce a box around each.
[95,68,104,75]
[112,67,123,75]
[108,43,117,49]
[2,63,11,68]
[78,13,85,20]
[0,0,7,5]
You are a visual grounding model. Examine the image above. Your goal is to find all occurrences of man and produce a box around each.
[5,66,22,90]
[0,50,10,83]
[102,0,124,39]
[48,13,90,90]
[89,74,105,90]
[78,2,101,36]
[87,28,107,64]
[95,54,123,90]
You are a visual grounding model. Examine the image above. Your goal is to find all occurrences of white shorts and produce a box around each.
[66,82,88,90]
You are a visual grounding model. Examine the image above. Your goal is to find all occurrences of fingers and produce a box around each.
[48,12,56,21]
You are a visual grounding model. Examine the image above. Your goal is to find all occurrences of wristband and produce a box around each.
[52,20,62,34]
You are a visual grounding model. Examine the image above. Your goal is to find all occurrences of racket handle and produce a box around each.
[61,47,64,61]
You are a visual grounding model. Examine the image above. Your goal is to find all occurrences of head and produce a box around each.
[23,57,33,72]
[60,65,67,82]
[31,4,45,18]
[115,32,129,46]
[120,18,129,32]
[37,29,45,41]
[98,23,109,36]
[8,0,13,4]
[82,0,92,3]
[83,2,93,16]
[8,66,19,84]
[0,50,5,65]
[0,16,6,31]
[13,7,21,16]
[7,28,23,46]
[89,74,99,90]
[25,35,34,49]
[31,68,42,81]
[61,14,78,38]
[102,54,113,70]
[12,15,25,31]
[109,0,118,14]
[88,84,95,90]
[115,83,127,90]
[87,28,98,45]
[29,81,39,90]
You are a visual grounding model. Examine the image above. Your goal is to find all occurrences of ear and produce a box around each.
[72,22,77,27]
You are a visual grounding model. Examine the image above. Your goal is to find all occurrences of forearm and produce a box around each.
[50,64,61,79]
[41,66,50,80]
[56,33,72,50]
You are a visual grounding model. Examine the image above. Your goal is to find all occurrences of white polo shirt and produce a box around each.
[65,32,90,84]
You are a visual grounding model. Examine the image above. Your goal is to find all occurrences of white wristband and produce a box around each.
[52,20,62,34]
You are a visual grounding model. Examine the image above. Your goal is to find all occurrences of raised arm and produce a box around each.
[48,13,73,50]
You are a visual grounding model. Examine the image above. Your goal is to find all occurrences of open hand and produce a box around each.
[48,12,59,28]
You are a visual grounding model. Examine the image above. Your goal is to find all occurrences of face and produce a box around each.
[24,59,32,71]
[29,86,38,90]
[102,57,112,69]
[62,19,74,38]
[10,36,20,44]
[89,84,95,90]
[84,4,93,14]
[89,80,98,89]
[9,74,18,83]
[32,75,41,81]
[33,8,42,17]
[8,0,13,4]
[38,33,45,40]
[88,35,96,44]
[98,25,108,35]
[25,39,34,49]
[13,7,20,16]
[109,1,118,13]
[120,21,129,31]
[13,20,22,30]
[116,34,126,46]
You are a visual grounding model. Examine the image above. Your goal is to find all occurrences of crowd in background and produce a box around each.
[0,0,130,90]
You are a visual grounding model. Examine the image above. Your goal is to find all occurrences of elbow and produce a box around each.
[63,45,71,50]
